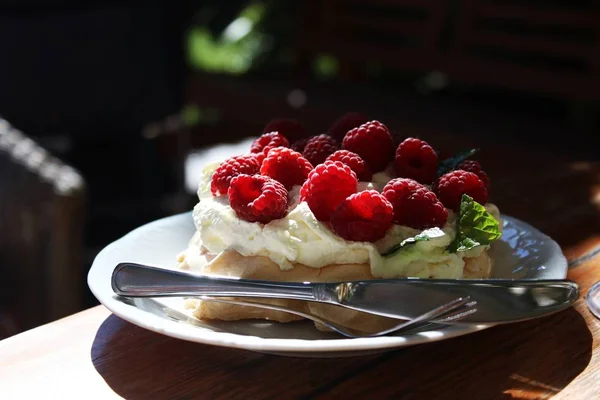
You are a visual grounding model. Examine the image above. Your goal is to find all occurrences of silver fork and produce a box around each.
[192,295,477,338]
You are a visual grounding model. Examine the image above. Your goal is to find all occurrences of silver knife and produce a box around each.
[111,262,579,324]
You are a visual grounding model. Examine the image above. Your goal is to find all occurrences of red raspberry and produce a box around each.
[228,174,288,223]
[457,160,489,188]
[262,118,306,142]
[250,132,289,163]
[329,112,369,141]
[342,120,394,173]
[435,170,488,211]
[260,147,313,190]
[302,134,339,166]
[383,178,448,229]
[210,154,260,196]
[300,161,357,221]
[394,137,438,185]
[291,137,310,153]
[331,190,393,242]
[326,149,372,182]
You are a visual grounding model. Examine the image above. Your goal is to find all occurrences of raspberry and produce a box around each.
[210,154,260,196]
[302,134,339,166]
[250,132,290,163]
[262,118,306,142]
[291,137,310,153]
[342,120,394,173]
[331,190,393,242]
[383,178,448,229]
[326,149,372,182]
[329,112,369,141]
[394,137,438,185]
[457,160,489,188]
[300,161,357,221]
[228,174,288,223]
[435,170,488,211]
[260,147,313,190]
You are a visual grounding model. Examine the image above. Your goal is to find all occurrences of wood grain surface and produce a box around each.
[1,151,599,399]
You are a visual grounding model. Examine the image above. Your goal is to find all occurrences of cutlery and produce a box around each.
[115,294,475,338]
[112,262,579,325]
[197,295,476,338]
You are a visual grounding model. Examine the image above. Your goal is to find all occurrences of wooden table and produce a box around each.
[1,141,600,399]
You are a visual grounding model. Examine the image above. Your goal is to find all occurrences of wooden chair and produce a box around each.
[0,118,86,338]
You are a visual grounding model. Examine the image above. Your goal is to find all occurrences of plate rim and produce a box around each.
[87,212,567,353]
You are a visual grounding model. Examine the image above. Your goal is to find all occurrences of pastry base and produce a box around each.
[181,249,492,331]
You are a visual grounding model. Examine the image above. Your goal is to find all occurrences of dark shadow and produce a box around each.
[91,307,593,399]
[91,314,385,399]
[303,307,594,399]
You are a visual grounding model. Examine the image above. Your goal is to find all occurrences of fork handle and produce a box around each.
[112,262,318,300]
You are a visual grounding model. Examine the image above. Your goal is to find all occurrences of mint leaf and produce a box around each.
[382,227,445,257]
[437,148,479,177]
[448,194,501,253]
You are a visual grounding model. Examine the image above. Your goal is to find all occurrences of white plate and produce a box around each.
[88,212,567,357]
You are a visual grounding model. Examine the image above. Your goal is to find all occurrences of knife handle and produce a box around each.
[112,262,318,300]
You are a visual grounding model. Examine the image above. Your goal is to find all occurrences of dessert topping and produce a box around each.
[228,174,288,223]
[207,114,497,248]
[210,154,260,196]
[457,160,489,189]
[291,137,310,153]
[260,147,313,190]
[382,227,446,257]
[447,194,501,252]
[394,137,438,184]
[342,120,394,173]
[435,170,488,211]
[250,132,290,163]
[382,178,448,229]
[330,190,393,242]
[325,149,372,182]
[300,161,358,221]
[302,134,339,166]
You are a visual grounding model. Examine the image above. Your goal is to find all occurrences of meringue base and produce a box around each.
[180,249,492,331]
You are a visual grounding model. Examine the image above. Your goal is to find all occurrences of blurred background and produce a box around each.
[0,0,598,338]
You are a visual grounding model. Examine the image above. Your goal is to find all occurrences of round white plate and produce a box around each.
[88,212,567,357]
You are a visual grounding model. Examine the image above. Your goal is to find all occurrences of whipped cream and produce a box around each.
[186,161,501,279]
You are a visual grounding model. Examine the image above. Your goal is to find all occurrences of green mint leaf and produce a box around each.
[448,194,501,253]
[382,227,445,257]
[437,148,479,177]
